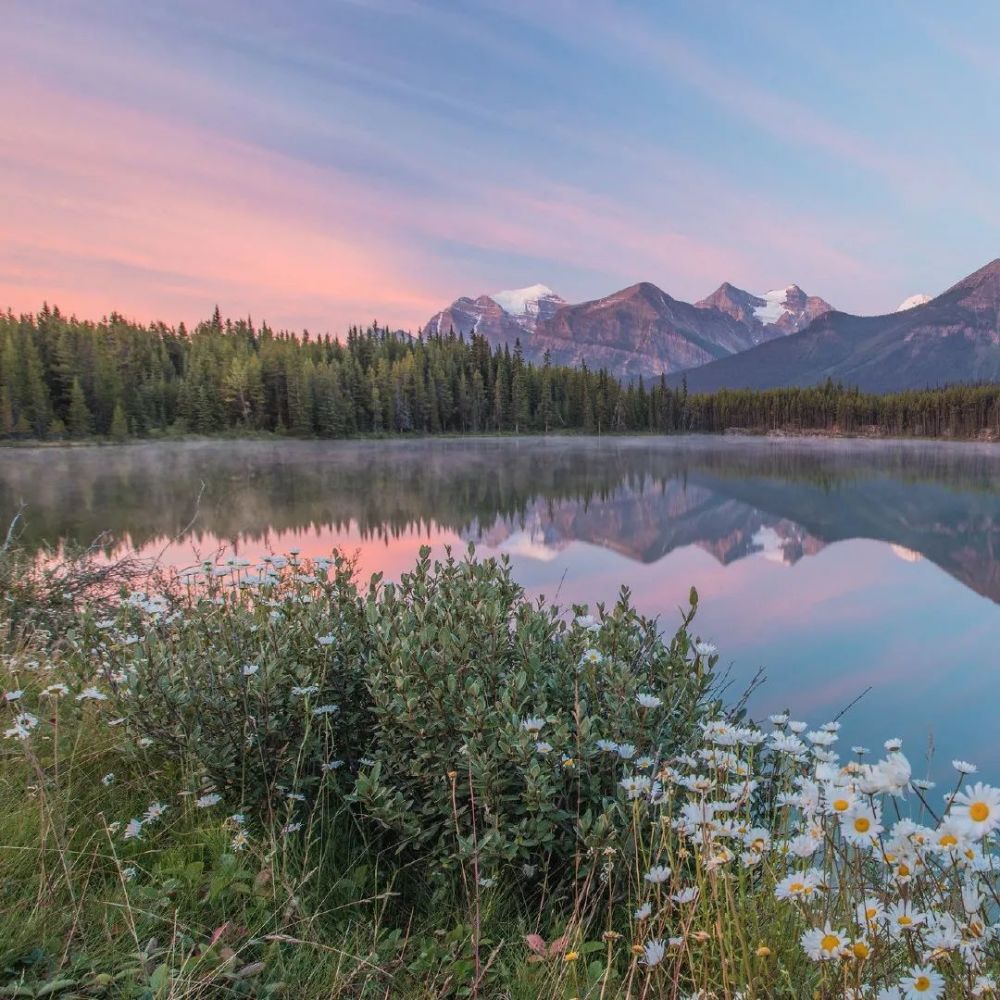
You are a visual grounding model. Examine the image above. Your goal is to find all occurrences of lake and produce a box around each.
[3,436,998,777]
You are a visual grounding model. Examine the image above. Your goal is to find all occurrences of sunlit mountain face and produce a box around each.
[2,436,998,770]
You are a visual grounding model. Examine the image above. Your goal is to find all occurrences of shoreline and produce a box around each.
[1,426,997,451]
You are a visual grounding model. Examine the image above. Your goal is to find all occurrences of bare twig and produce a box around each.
[1,503,25,552]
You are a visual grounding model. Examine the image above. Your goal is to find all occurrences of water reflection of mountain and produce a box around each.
[472,486,826,567]
[1,438,997,603]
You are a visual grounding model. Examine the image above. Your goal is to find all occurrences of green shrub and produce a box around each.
[119,553,371,808]
[106,546,714,890]
[353,546,714,883]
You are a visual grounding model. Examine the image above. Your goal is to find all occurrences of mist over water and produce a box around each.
[3,436,998,774]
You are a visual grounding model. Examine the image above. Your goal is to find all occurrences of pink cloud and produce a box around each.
[0,49,890,330]
[0,76,444,331]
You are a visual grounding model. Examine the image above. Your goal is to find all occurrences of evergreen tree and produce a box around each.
[66,377,92,437]
[109,401,129,441]
[0,385,12,437]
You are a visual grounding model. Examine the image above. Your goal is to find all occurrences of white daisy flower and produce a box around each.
[619,775,652,799]
[4,712,39,740]
[644,865,671,884]
[899,964,943,998]
[840,805,883,847]
[800,922,847,961]
[856,897,885,928]
[952,782,1000,837]
[641,938,666,967]
[76,687,108,702]
[774,871,823,901]
[886,900,927,937]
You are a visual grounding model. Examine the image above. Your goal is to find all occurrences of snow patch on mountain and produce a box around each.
[895,294,931,312]
[751,525,793,565]
[491,284,559,317]
[753,288,794,325]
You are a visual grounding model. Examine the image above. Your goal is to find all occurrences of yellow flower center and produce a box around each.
[939,833,957,847]
[913,976,931,991]
[898,915,913,926]
[853,817,871,833]
[865,907,878,920]
[789,881,804,893]
[820,934,840,952]
[833,798,849,811]
[970,802,990,822]
[852,941,870,959]
[897,863,911,877]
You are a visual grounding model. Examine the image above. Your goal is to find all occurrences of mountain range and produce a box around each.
[422,258,1000,392]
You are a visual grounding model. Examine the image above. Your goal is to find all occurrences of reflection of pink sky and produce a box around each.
[129,522,1000,772]
[135,522,467,582]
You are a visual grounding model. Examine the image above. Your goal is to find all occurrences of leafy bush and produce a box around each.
[354,546,714,882]
[95,547,715,886]
[119,553,371,807]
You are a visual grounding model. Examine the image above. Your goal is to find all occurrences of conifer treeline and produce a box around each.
[1,305,997,440]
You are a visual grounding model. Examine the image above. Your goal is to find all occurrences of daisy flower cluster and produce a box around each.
[613,711,1000,997]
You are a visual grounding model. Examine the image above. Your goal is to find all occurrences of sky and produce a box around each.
[2,0,999,334]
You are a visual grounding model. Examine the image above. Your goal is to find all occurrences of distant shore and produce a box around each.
[1,425,997,450]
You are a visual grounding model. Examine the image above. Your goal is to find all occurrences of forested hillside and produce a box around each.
[0,305,997,440]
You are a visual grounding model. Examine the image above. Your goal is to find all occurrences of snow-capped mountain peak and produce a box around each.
[491,284,563,317]
[895,293,931,312]
[752,287,797,325]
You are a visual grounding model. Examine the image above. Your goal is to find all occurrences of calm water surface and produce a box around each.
[3,436,998,775]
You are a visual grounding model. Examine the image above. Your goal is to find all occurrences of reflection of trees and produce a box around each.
[1,439,997,601]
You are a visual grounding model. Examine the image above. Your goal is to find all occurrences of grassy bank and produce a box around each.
[2,544,1000,998]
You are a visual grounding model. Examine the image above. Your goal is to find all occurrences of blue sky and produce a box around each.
[2,0,998,330]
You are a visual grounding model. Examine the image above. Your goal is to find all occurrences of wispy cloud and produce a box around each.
[1,0,997,327]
